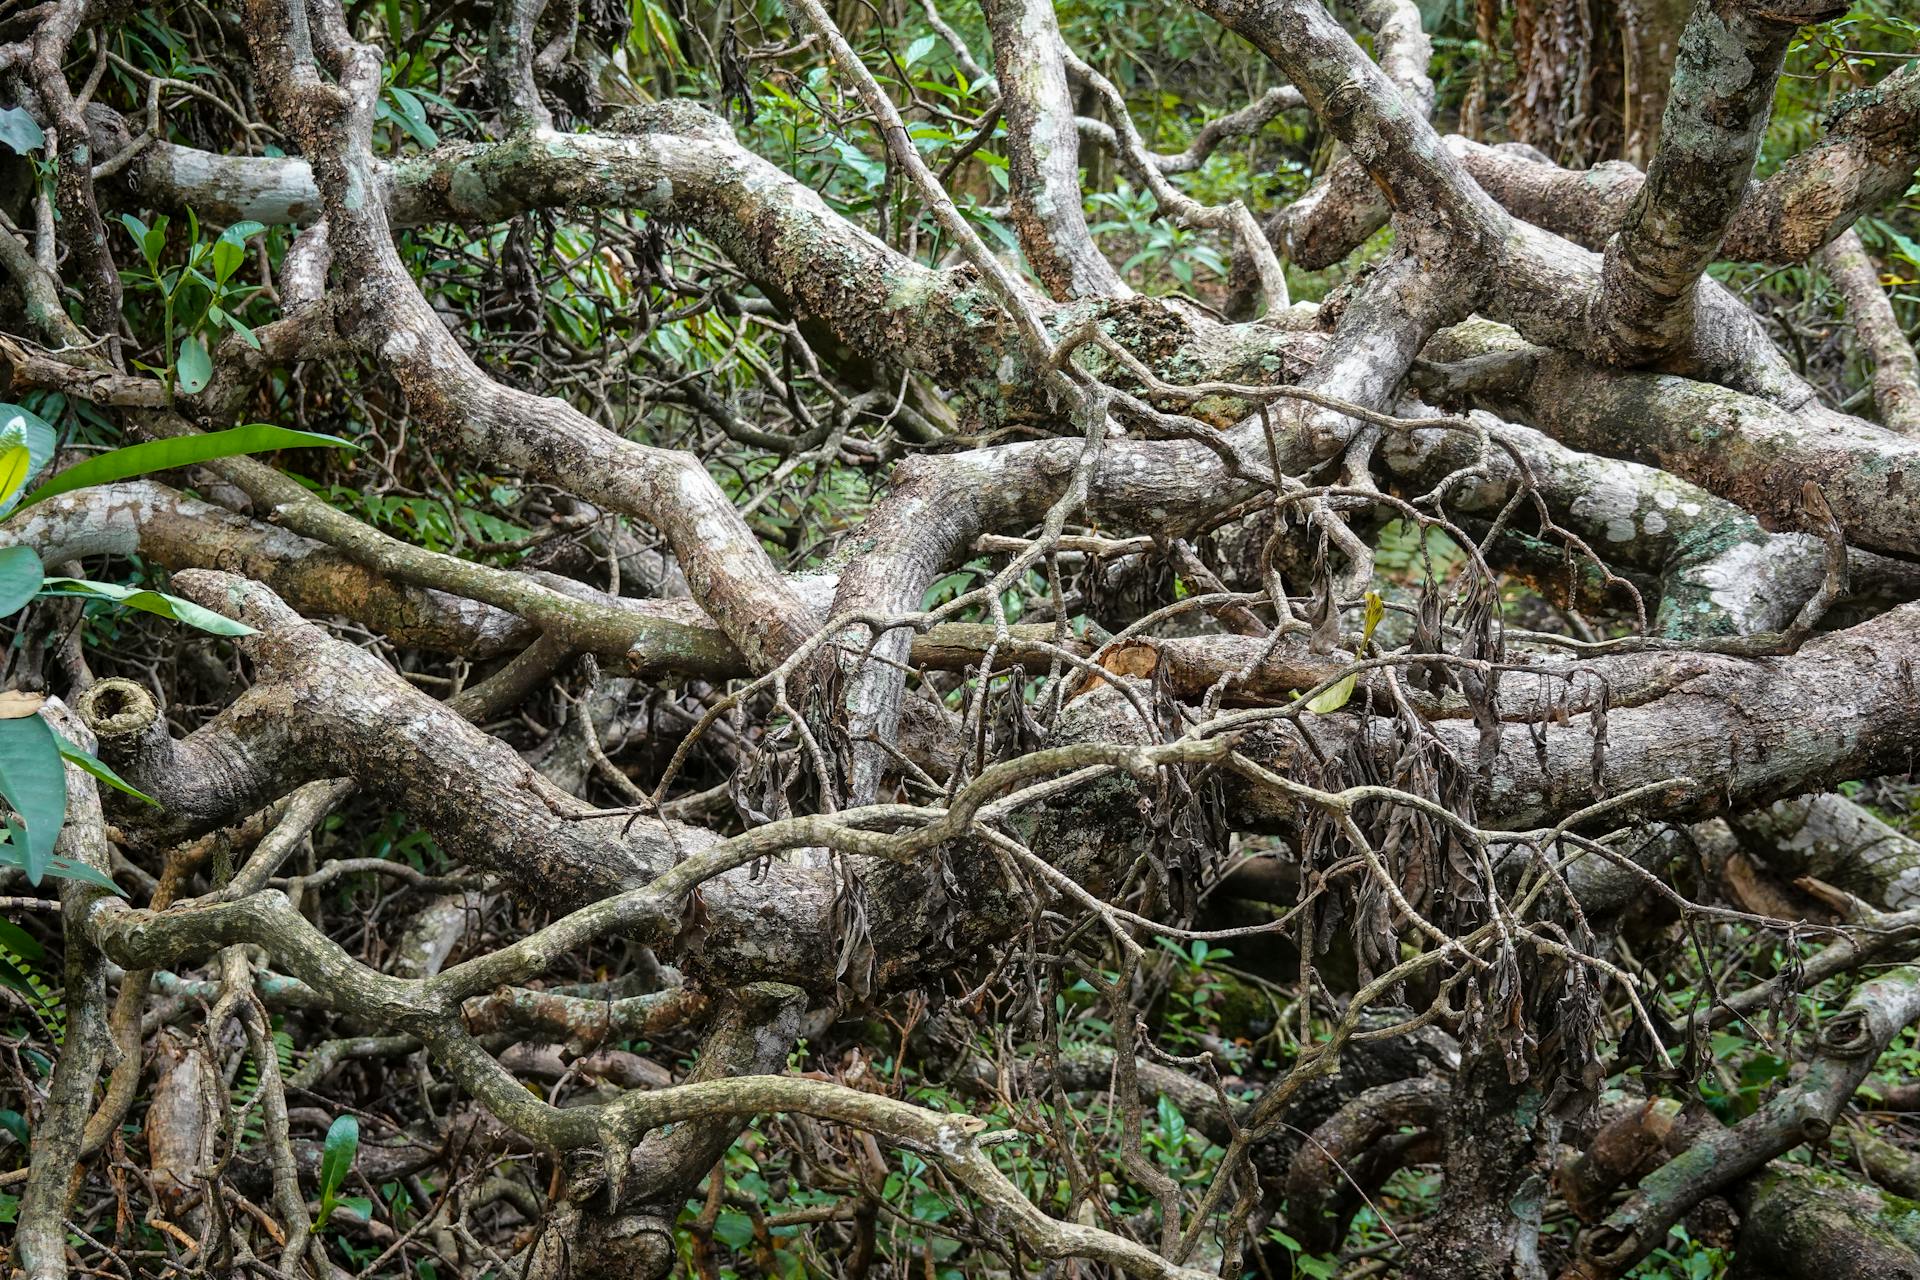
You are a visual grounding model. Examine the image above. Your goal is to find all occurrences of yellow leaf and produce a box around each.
[1307,591,1384,715]
[1362,590,1385,644]
[0,689,46,719]
[1305,674,1356,714]
[0,445,27,507]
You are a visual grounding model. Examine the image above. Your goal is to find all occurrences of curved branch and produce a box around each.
[1188,0,1496,244]
[1426,321,1920,558]
[1819,228,1920,434]
[982,0,1126,299]
[1278,57,1920,271]
[1731,793,1920,911]
[1564,965,1920,1279]
[1590,0,1849,364]
[1080,84,1305,176]
[1067,49,1288,312]
[6,479,536,658]
[239,14,818,672]
[1284,1075,1447,1252]
[1723,58,1920,263]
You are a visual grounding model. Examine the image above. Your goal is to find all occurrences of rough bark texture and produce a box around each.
[3,1,1919,1278]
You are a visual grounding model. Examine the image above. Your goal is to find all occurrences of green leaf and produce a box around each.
[315,1113,360,1228]
[0,915,45,965]
[713,1210,755,1249]
[903,34,936,67]
[37,577,256,636]
[385,86,437,148]
[0,545,43,618]
[0,107,43,155]
[211,238,245,284]
[921,570,975,609]
[0,837,120,892]
[175,335,211,395]
[828,137,885,189]
[210,221,265,285]
[320,1113,358,1192]
[55,735,158,806]
[18,423,355,511]
[0,1108,26,1146]
[230,316,262,349]
[0,403,57,516]
[125,213,169,273]
[0,713,66,884]
[1885,225,1920,272]
[1156,1094,1187,1148]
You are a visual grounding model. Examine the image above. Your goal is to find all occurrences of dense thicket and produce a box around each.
[1,1,1918,1278]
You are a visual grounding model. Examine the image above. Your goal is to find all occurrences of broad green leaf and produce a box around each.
[175,336,212,394]
[0,404,57,516]
[828,137,885,189]
[18,423,355,511]
[0,405,55,470]
[320,1114,358,1194]
[903,34,936,67]
[0,915,44,964]
[1865,217,1920,272]
[385,86,437,148]
[1304,671,1355,713]
[1156,1093,1186,1148]
[222,313,262,350]
[1887,226,1920,272]
[210,221,266,284]
[55,735,158,806]
[0,546,43,617]
[921,570,976,609]
[211,238,245,284]
[0,108,42,155]
[713,1211,755,1249]
[37,578,256,636]
[315,1114,360,1228]
[123,214,170,273]
[0,713,66,884]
